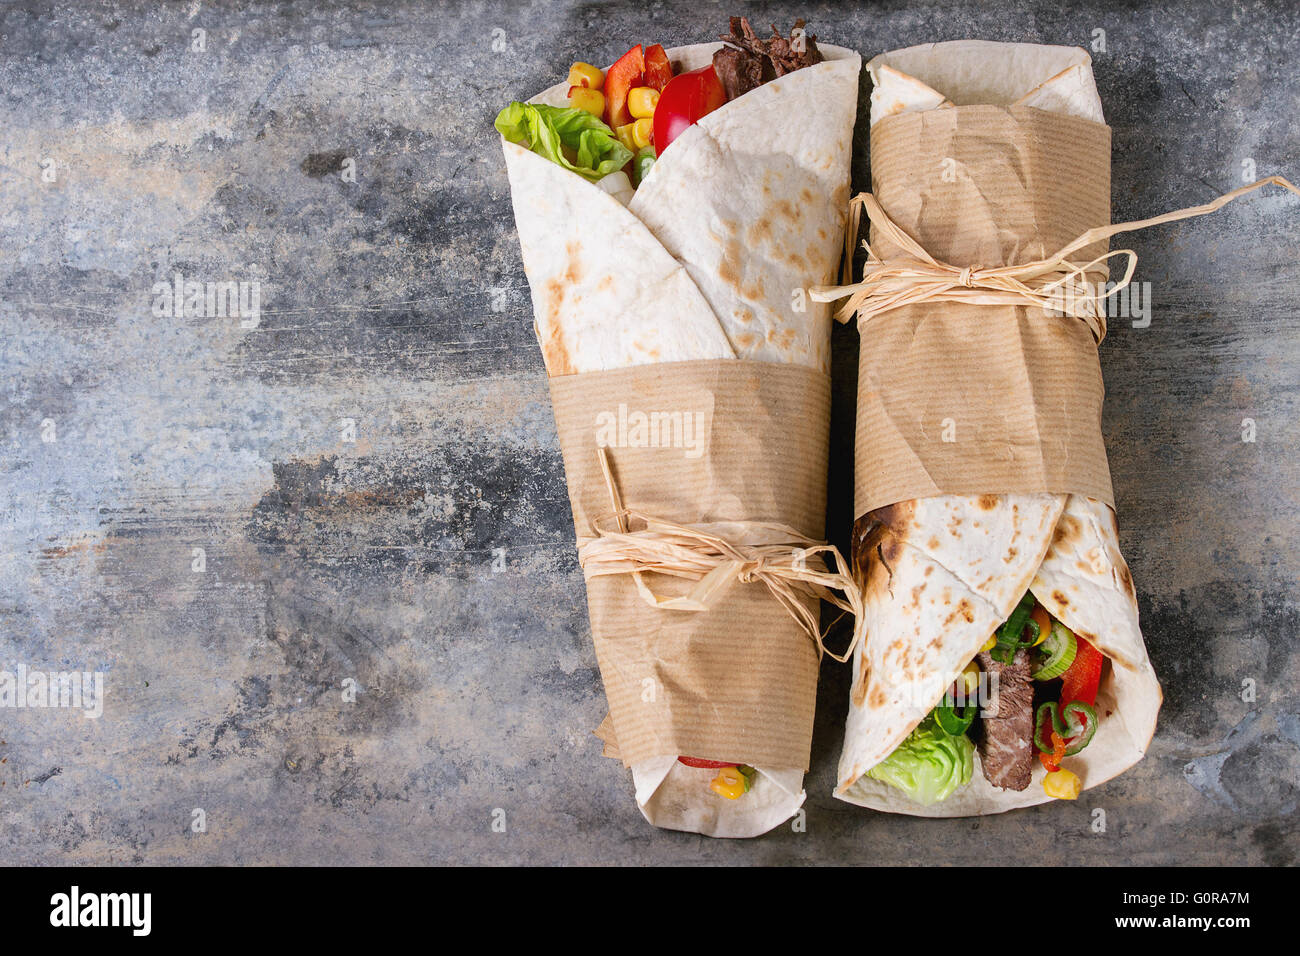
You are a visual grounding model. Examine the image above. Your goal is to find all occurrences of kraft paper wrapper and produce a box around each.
[548,358,830,771]
[855,105,1113,518]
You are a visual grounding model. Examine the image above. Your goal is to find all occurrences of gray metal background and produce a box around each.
[1,0,1296,864]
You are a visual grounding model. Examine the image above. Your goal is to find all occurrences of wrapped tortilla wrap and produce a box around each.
[500,41,860,836]
[835,41,1162,815]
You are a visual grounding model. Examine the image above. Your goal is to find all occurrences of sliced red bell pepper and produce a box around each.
[604,44,645,128]
[677,756,736,769]
[1058,635,1104,742]
[1061,635,1103,707]
[643,43,673,91]
[1038,731,1067,773]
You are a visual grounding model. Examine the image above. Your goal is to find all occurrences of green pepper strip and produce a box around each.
[934,697,977,736]
[991,592,1037,664]
[1034,701,1099,755]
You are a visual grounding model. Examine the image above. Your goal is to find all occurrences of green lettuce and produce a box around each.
[866,716,974,805]
[494,102,634,181]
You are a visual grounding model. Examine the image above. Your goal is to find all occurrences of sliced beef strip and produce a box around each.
[712,45,764,100]
[717,16,824,89]
[976,648,1036,791]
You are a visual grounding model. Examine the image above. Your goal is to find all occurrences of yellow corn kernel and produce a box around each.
[1043,768,1082,800]
[628,86,660,119]
[709,766,748,800]
[959,661,980,696]
[614,122,638,152]
[981,634,997,652]
[631,118,654,150]
[567,62,605,89]
[567,86,605,117]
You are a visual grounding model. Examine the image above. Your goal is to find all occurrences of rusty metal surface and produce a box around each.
[0,0,1296,864]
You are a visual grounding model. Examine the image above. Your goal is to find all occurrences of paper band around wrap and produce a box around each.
[548,359,830,770]
[850,105,1114,518]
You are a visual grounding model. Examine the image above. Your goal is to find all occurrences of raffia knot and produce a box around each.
[810,176,1299,345]
[575,448,864,662]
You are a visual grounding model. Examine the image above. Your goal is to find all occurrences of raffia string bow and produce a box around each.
[575,448,864,663]
[810,176,1299,341]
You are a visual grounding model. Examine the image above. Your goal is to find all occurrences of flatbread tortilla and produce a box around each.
[502,42,860,836]
[838,41,1160,816]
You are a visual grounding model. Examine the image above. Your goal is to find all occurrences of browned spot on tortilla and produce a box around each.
[818,227,828,240]
[910,585,925,609]
[773,199,797,222]
[852,660,871,707]
[1004,547,1017,563]
[743,276,765,301]
[562,241,583,285]
[878,534,904,570]
[871,501,916,536]
[540,279,575,375]
[868,684,888,709]
[785,250,807,270]
[978,494,998,511]
[747,218,774,246]
[1053,590,1070,607]
[927,537,939,550]
[800,188,813,204]
[736,307,754,324]
[719,239,743,290]
[765,327,795,350]
[1118,564,1135,598]
[596,274,613,292]
[924,565,934,576]
[943,598,975,627]
[734,332,757,350]
[1053,515,1082,545]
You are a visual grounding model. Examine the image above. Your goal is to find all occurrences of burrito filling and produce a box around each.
[494,17,824,199]
[867,591,1106,805]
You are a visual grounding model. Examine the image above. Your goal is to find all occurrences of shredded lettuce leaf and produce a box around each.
[865,716,974,805]
[494,102,634,181]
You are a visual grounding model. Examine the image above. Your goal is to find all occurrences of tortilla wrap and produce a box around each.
[837,41,1161,816]
[501,42,860,836]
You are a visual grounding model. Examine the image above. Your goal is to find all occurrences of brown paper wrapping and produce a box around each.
[854,105,1114,518]
[549,359,830,770]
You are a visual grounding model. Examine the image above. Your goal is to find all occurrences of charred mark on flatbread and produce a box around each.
[1053,514,1082,544]
[747,217,774,245]
[944,599,975,627]
[719,238,744,290]
[1118,564,1135,598]
[978,494,999,511]
[541,278,575,376]
[1053,590,1070,607]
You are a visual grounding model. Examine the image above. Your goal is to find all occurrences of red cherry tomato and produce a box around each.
[653,65,727,157]
[677,756,737,769]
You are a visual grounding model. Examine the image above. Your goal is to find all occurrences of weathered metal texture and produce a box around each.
[0,1,1296,864]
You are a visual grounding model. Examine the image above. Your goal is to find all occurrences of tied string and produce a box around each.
[575,448,864,663]
[811,176,1299,342]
